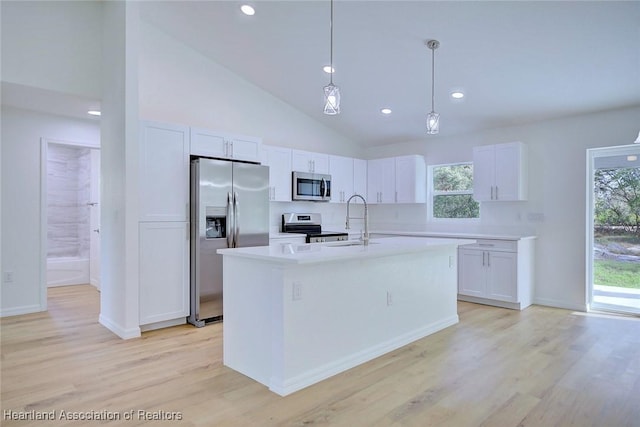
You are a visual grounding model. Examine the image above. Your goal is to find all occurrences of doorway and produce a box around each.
[587,144,640,315]
[42,139,101,295]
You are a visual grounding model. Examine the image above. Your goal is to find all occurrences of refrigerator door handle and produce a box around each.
[233,191,239,248]
[233,191,240,248]
[226,192,233,248]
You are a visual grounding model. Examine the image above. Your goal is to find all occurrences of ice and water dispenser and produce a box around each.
[205,207,226,239]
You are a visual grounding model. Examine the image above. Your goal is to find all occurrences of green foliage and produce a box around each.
[433,164,473,191]
[594,259,640,289]
[594,167,640,235]
[432,164,479,219]
[434,195,480,219]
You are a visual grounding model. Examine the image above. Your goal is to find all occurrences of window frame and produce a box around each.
[427,162,480,223]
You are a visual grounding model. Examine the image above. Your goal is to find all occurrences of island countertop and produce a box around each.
[217,236,470,265]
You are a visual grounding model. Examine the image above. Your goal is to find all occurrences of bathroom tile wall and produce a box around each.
[47,144,92,258]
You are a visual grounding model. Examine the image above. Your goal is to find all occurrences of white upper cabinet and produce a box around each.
[292,149,329,174]
[261,145,292,202]
[190,127,262,163]
[353,158,368,202]
[473,142,528,202]
[367,155,426,204]
[329,155,354,203]
[395,155,426,203]
[367,157,396,204]
[139,121,190,222]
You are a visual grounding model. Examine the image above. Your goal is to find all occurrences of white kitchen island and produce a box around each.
[217,236,468,396]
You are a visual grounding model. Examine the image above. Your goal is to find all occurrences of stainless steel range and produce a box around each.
[281,213,348,243]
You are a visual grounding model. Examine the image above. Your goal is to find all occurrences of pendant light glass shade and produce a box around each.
[324,83,341,115]
[634,131,640,144]
[426,111,440,134]
[426,39,440,134]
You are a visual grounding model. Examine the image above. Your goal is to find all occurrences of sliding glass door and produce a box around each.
[587,145,640,315]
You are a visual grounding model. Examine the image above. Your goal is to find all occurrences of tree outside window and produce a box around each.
[430,163,480,219]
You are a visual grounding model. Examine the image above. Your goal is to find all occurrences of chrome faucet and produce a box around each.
[345,194,369,246]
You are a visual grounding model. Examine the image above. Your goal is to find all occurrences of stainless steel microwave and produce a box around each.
[292,171,331,201]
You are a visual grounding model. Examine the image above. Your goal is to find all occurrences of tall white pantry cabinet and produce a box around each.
[138,121,190,327]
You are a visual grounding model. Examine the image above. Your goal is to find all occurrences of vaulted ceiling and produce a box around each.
[140,1,640,146]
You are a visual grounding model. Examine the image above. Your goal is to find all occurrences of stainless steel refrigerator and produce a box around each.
[189,157,269,327]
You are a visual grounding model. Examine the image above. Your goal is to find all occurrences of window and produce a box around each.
[429,163,480,220]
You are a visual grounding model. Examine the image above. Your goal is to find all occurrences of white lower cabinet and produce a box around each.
[139,222,190,326]
[458,238,534,310]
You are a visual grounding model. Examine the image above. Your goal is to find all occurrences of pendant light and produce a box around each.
[426,39,440,134]
[323,0,340,115]
[634,131,640,144]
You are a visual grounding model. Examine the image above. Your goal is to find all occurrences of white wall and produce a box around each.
[0,106,99,316]
[0,1,102,99]
[365,106,640,311]
[138,22,363,158]
[98,1,141,339]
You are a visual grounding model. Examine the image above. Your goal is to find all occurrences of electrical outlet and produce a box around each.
[386,291,393,306]
[292,282,302,301]
[527,212,545,222]
[4,271,15,283]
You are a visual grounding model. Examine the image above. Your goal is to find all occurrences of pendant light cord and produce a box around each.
[330,0,334,85]
[430,44,435,113]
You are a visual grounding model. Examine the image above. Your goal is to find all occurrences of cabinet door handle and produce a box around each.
[482,251,486,266]
[495,186,499,200]
[490,186,494,200]
[487,252,491,267]
[395,191,398,203]
[230,141,234,158]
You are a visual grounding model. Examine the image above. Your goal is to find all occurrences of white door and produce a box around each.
[472,145,496,201]
[458,248,486,297]
[486,251,517,302]
[89,149,101,289]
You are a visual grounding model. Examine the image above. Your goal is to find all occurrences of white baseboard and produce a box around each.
[99,314,141,339]
[268,315,459,396]
[140,317,186,332]
[533,297,587,312]
[0,304,45,317]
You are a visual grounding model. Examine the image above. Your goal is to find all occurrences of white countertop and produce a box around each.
[218,236,470,265]
[372,230,536,241]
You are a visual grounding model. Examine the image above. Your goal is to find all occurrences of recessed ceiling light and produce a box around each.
[381,108,392,115]
[323,65,335,74]
[87,110,101,116]
[450,91,464,99]
[628,155,638,162]
[240,4,255,16]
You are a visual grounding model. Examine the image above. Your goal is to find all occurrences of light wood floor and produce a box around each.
[2,285,639,427]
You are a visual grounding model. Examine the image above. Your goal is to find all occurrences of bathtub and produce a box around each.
[46,257,90,287]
